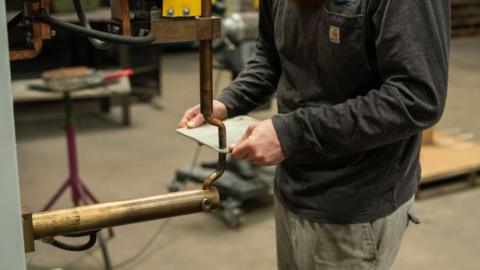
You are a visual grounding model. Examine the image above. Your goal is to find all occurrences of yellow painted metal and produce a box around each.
[253,0,259,10]
[162,0,202,17]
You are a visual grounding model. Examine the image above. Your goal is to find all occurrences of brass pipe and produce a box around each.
[32,189,219,239]
[202,117,227,190]
[199,0,214,116]
[200,0,226,190]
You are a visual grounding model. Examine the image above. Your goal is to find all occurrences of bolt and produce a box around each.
[183,7,190,17]
[167,8,175,17]
[25,31,33,43]
[112,25,120,33]
[201,198,212,212]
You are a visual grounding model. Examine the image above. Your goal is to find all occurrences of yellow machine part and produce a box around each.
[253,0,259,10]
[162,0,202,17]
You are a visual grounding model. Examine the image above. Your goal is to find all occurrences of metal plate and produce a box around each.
[162,0,201,17]
[177,116,259,153]
[151,17,221,43]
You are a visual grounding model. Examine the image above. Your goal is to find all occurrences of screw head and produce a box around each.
[183,7,190,17]
[201,198,212,212]
[167,8,175,17]
[112,25,120,33]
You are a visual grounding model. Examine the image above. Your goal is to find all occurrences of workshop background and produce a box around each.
[4,0,480,269]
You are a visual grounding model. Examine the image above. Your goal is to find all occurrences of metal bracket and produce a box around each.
[9,0,52,61]
[22,205,35,253]
[151,17,221,44]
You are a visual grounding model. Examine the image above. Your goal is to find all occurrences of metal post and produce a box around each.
[200,0,227,190]
[0,1,27,268]
[32,189,219,239]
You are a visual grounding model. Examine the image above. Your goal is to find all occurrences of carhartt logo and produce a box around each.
[329,26,340,44]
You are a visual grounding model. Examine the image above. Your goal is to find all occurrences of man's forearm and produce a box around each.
[216,0,281,117]
[271,0,450,157]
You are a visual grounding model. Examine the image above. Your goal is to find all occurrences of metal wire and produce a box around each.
[72,0,112,49]
[49,230,100,252]
[35,9,155,45]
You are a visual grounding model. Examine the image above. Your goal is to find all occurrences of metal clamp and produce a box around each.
[150,17,221,44]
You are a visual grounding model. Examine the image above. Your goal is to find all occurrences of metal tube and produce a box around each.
[199,0,213,116]
[200,0,227,190]
[32,189,219,239]
[200,39,213,116]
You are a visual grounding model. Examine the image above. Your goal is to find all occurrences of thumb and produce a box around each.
[230,127,253,149]
[187,114,205,128]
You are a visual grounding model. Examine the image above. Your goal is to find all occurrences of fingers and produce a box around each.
[187,114,205,128]
[245,124,256,136]
[178,105,201,128]
[230,124,256,150]
[179,102,228,128]
[231,137,254,160]
[232,138,268,165]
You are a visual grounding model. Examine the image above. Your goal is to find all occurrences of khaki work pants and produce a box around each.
[275,196,420,270]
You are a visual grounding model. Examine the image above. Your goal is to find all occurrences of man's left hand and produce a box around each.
[230,119,285,166]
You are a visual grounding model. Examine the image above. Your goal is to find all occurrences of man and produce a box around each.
[180,0,450,269]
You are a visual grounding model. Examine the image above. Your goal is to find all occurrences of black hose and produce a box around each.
[72,0,112,49]
[51,231,98,252]
[64,230,100,238]
[35,9,155,45]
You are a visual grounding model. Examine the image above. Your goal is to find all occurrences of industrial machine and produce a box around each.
[217,10,259,76]
[168,1,269,229]
[4,0,230,264]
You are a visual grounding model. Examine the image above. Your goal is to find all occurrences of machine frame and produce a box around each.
[4,0,228,263]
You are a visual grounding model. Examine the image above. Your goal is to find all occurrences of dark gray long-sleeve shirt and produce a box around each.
[217,0,450,224]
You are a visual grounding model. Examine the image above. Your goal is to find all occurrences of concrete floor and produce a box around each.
[17,38,480,270]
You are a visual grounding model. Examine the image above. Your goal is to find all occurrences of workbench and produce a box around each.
[11,76,132,126]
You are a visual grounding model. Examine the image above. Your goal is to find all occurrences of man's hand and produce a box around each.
[178,100,228,128]
[231,119,285,166]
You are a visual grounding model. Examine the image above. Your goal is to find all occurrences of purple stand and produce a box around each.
[41,93,114,242]
[42,125,101,210]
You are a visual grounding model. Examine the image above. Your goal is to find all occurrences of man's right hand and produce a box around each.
[178,100,228,128]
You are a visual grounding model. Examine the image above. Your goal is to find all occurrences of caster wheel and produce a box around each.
[222,208,244,229]
[168,180,183,192]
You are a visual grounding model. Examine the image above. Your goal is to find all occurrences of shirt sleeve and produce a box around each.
[271,0,451,157]
[216,0,281,117]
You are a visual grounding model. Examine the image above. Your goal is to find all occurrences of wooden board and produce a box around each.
[422,128,435,145]
[420,133,480,183]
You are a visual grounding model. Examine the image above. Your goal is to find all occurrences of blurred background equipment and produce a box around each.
[451,0,480,37]
[216,11,258,77]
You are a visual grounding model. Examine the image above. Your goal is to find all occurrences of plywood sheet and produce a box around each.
[421,133,480,183]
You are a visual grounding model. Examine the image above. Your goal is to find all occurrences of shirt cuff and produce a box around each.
[272,112,304,158]
[216,89,245,118]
